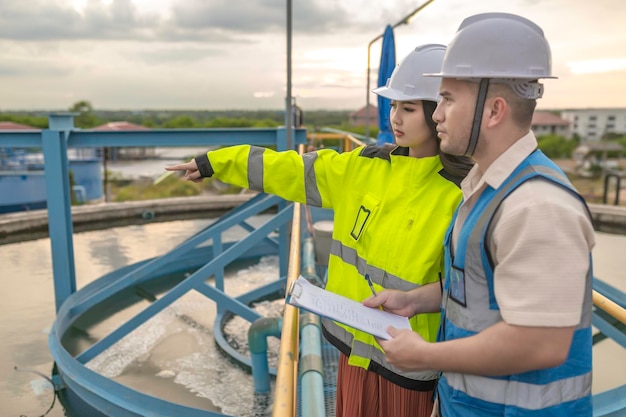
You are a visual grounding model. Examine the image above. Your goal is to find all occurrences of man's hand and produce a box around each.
[165,159,203,183]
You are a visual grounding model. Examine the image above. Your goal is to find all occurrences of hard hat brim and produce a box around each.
[423,72,558,79]
[371,86,438,102]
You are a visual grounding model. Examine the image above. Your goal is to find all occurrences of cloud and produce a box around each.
[169,0,367,35]
[319,83,362,89]
[567,58,626,75]
[0,61,72,77]
[0,0,625,111]
[133,46,226,65]
[0,0,157,41]
[253,91,275,98]
[0,0,364,43]
[0,0,245,43]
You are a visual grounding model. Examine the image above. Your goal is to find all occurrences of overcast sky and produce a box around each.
[0,0,624,112]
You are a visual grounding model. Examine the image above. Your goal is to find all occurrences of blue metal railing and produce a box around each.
[50,193,290,416]
[0,113,306,311]
[1,114,308,416]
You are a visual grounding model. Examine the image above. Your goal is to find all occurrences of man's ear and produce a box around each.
[485,96,507,128]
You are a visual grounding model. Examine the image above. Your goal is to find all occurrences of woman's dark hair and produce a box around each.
[422,100,474,184]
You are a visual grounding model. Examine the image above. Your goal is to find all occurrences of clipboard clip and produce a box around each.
[291,282,303,298]
[286,281,303,303]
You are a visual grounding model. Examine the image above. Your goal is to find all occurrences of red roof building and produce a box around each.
[92,121,155,160]
[0,121,40,130]
[92,121,150,131]
[349,104,378,127]
[531,111,572,139]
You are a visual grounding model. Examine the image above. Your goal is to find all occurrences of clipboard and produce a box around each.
[286,275,411,340]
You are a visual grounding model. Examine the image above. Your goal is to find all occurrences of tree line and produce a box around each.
[2,100,626,160]
[0,100,352,130]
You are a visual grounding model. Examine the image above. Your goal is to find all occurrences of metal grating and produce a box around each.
[321,338,339,416]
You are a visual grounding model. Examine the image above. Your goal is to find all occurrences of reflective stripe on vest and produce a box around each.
[323,237,440,384]
[302,152,323,206]
[247,146,323,207]
[247,146,265,192]
[443,370,592,410]
[439,150,593,415]
[330,238,426,292]
[322,318,441,385]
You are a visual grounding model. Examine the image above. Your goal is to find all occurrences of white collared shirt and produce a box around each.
[452,131,595,327]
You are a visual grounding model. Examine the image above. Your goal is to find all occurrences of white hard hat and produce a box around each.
[372,44,446,102]
[425,13,556,86]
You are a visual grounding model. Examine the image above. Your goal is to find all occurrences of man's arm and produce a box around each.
[379,321,575,376]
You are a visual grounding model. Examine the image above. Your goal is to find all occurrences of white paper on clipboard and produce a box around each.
[286,275,411,340]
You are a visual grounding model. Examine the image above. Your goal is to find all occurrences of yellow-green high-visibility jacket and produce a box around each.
[197,144,463,390]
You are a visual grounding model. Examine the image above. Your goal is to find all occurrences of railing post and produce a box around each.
[275,127,290,278]
[43,114,77,311]
[273,202,301,417]
[603,173,622,206]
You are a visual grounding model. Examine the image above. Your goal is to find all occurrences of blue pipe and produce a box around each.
[299,237,326,417]
[299,313,325,417]
[249,316,283,393]
[301,237,324,287]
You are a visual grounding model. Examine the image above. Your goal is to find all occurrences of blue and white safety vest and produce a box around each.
[438,150,593,417]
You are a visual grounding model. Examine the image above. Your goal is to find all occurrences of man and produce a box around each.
[364,13,595,416]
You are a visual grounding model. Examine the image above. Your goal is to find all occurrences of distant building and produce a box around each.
[349,104,378,127]
[573,141,623,172]
[0,120,104,210]
[531,111,572,139]
[560,108,626,141]
[93,121,156,160]
[0,121,39,130]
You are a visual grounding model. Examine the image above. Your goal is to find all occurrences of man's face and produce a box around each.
[432,78,477,156]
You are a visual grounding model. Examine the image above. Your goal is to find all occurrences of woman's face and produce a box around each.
[390,100,437,157]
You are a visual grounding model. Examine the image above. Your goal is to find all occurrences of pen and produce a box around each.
[365,274,384,310]
[365,274,378,296]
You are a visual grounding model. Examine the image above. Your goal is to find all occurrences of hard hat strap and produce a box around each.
[465,78,489,157]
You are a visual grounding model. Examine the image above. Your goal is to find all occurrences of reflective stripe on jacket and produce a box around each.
[204,144,463,389]
[438,150,593,416]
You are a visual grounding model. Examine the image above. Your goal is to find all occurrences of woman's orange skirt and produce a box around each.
[335,353,435,417]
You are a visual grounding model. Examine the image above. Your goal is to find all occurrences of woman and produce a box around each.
[166,44,472,417]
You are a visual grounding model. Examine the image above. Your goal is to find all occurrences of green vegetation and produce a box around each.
[536,134,579,159]
[0,101,355,130]
[69,100,100,127]
[0,113,49,128]
[537,133,626,204]
[109,173,242,202]
[329,123,379,138]
[113,175,200,201]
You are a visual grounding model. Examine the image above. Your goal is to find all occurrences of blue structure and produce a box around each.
[0,170,47,213]
[0,137,102,213]
[375,24,396,146]
[0,114,624,417]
